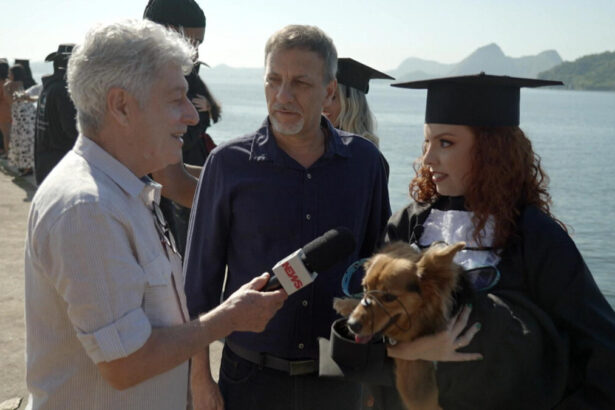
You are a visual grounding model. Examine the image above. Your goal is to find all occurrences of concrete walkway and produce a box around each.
[0,159,221,410]
[0,160,34,410]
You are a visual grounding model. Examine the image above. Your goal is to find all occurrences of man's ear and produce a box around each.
[106,87,136,127]
[323,78,337,108]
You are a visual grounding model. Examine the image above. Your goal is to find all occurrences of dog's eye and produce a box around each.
[381,293,397,302]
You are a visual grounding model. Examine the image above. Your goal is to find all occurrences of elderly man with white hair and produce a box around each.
[24,19,286,410]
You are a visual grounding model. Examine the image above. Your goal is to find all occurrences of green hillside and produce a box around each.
[538,51,615,91]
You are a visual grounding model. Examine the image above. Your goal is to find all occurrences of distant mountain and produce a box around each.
[395,70,439,83]
[538,51,615,91]
[515,50,563,79]
[389,57,453,81]
[448,43,511,75]
[391,43,563,81]
[448,43,562,77]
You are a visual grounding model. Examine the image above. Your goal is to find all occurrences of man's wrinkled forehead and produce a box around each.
[265,47,328,80]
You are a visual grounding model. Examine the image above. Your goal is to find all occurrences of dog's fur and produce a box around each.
[334,241,466,410]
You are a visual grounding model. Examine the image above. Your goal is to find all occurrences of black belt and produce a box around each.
[225,340,317,376]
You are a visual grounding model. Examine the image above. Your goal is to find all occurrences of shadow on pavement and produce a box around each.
[0,158,36,203]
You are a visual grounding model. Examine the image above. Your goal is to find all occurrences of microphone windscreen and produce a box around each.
[302,227,356,272]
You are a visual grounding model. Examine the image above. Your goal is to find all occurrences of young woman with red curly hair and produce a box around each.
[360,74,615,410]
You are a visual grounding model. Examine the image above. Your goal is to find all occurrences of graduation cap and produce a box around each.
[14,59,30,69]
[45,44,74,62]
[392,72,563,126]
[14,59,34,80]
[337,58,394,94]
[143,0,205,28]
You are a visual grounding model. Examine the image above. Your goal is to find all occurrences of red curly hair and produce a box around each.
[410,126,565,248]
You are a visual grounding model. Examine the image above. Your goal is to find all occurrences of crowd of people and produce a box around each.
[10,0,615,409]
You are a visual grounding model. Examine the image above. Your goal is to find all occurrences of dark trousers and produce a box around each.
[219,344,362,410]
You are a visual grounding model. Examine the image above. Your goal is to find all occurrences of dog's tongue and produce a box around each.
[354,334,373,344]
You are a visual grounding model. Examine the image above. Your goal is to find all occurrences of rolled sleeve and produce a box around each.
[77,308,152,363]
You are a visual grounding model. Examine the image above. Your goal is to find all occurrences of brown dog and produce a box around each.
[334,241,466,410]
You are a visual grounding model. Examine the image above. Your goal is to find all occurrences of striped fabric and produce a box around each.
[24,136,189,409]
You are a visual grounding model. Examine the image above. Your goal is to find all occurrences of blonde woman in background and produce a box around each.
[323,58,393,148]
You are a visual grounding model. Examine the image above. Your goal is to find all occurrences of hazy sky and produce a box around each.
[2,0,614,71]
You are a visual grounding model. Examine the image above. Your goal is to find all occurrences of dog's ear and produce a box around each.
[431,242,465,265]
[418,241,466,276]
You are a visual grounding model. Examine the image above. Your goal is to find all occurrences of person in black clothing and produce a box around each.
[0,58,9,155]
[34,44,77,185]
[173,61,221,255]
[144,0,222,256]
[349,74,615,409]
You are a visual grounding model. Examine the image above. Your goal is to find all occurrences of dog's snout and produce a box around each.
[347,317,363,333]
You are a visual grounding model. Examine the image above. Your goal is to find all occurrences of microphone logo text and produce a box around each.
[282,261,303,289]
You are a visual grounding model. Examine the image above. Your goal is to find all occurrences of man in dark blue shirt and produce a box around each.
[184,24,391,410]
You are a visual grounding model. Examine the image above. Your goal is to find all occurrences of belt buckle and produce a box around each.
[289,360,316,376]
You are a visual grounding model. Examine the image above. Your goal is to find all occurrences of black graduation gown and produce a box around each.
[374,197,615,409]
[34,70,78,185]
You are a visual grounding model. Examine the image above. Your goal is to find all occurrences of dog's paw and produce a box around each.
[333,297,360,317]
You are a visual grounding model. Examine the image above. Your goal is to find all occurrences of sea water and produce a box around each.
[30,67,614,306]
[202,75,615,307]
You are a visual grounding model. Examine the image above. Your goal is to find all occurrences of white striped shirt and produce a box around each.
[25,136,189,409]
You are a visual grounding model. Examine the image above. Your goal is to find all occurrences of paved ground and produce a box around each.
[0,159,221,410]
[0,160,34,410]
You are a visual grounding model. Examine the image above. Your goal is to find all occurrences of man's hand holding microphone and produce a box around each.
[203,226,356,336]
[191,227,356,410]
[207,272,287,336]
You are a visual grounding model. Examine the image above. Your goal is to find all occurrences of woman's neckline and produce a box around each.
[433,196,467,211]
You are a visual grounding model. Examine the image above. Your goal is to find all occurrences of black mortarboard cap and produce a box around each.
[143,0,205,28]
[45,44,75,62]
[337,58,394,94]
[14,59,33,78]
[392,73,563,126]
[14,59,30,69]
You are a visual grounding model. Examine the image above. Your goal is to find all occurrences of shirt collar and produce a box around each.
[249,116,352,163]
[72,135,162,205]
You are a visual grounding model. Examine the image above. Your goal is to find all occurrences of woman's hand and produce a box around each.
[192,94,211,112]
[12,91,31,102]
[387,305,483,362]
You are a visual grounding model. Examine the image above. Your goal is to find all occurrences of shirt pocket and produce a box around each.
[141,254,183,326]
[141,253,172,286]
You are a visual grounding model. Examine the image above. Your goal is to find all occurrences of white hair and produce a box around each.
[67,19,195,135]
